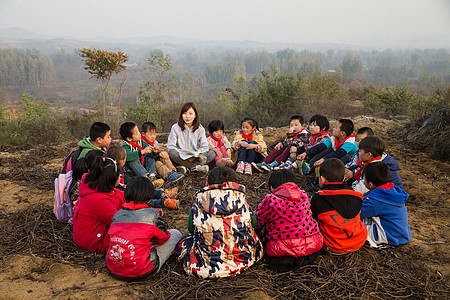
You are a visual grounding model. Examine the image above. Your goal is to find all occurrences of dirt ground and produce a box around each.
[0,116,448,299]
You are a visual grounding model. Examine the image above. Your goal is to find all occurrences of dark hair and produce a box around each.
[338,119,354,137]
[320,158,345,182]
[309,115,329,131]
[84,157,120,193]
[208,166,236,185]
[289,115,305,125]
[107,145,126,162]
[208,120,224,134]
[241,117,258,129]
[85,150,105,170]
[125,177,155,204]
[359,136,385,157]
[89,122,110,142]
[120,122,137,141]
[364,161,390,187]
[72,157,88,181]
[268,169,298,190]
[141,122,156,133]
[178,102,200,132]
[356,127,374,136]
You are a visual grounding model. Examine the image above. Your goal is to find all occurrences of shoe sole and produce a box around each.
[251,162,264,172]
[261,165,272,172]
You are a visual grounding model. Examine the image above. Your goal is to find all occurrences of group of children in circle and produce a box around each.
[68,102,411,280]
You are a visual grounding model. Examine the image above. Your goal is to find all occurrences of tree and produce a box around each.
[79,48,128,121]
[341,54,362,83]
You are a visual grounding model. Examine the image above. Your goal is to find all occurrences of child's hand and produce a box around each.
[142,146,153,154]
[248,144,258,150]
[274,142,283,150]
[160,151,169,160]
[239,140,249,148]
[314,158,324,167]
[288,126,295,134]
[226,149,232,158]
[187,157,195,162]
[344,168,353,181]
[153,145,160,152]
[297,152,307,160]
[215,148,223,159]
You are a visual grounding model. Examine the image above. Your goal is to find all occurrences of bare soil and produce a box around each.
[0,116,448,299]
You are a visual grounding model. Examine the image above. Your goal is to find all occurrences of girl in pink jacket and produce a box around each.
[256,169,323,272]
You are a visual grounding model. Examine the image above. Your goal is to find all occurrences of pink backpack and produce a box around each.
[54,170,74,222]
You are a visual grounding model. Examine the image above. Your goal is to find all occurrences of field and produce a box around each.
[0,116,448,299]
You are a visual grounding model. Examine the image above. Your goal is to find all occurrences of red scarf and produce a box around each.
[334,134,355,150]
[209,134,224,148]
[241,131,254,141]
[354,155,382,181]
[310,130,329,145]
[129,141,144,164]
[141,136,155,146]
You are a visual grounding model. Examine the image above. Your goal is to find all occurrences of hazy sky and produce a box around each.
[0,0,449,47]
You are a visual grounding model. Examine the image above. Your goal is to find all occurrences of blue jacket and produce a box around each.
[306,135,358,160]
[361,183,411,246]
[380,153,403,188]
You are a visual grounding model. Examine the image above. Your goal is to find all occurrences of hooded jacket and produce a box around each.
[77,136,106,159]
[256,182,323,257]
[361,183,411,246]
[72,174,124,253]
[311,183,367,254]
[106,202,171,280]
[176,182,263,278]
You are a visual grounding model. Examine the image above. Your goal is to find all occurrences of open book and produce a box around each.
[179,149,199,160]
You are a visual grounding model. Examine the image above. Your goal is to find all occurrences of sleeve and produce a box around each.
[187,209,194,234]
[255,133,267,154]
[222,136,232,150]
[306,142,327,157]
[197,126,209,154]
[93,195,121,225]
[166,124,179,152]
[152,212,171,245]
[122,143,141,162]
[255,196,272,229]
[207,136,216,150]
[360,196,378,219]
[339,141,358,155]
[249,206,258,229]
[231,132,242,150]
[310,194,320,221]
[323,148,347,160]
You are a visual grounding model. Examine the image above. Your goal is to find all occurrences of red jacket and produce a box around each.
[73,175,124,253]
[107,202,171,280]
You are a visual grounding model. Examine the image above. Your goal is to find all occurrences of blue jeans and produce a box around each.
[237,141,262,163]
[125,156,156,177]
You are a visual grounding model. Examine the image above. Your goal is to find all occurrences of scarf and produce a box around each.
[209,134,224,148]
[141,136,155,146]
[310,130,329,145]
[354,155,382,181]
[241,131,254,141]
[129,141,144,164]
[334,134,355,150]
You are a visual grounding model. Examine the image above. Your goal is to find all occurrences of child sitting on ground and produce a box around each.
[120,122,164,189]
[73,157,124,253]
[352,136,403,194]
[255,169,324,272]
[77,122,112,160]
[360,162,411,248]
[106,177,182,281]
[253,115,308,172]
[344,127,374,183]
[141,122,184,183]
[232,117,267,175]
[107,145,179,210]
[207,120,234,168]
[310,158,367,254]
[176,166,263,278]
[298,119,358,175]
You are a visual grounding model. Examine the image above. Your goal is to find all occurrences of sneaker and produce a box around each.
[244,162,253,175]
[176,166,187,174]
[236,161,245,174]
[163,198,179,210]
[148,178,164,189]
[164,187,178,199]
[225,159,234,168]
[301,160,311,175]
[166,171,184,183]
[261,161,277,172]
[191,164,209,173]
[252,162,265,172]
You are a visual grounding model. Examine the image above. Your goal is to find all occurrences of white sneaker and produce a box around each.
[191,165,209,173]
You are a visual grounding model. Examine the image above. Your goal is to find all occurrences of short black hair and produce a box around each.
[120,122,137,141]
[289,115,305,125]
[84,157,120,193]
[141,122,156,133]
[241,117,258,129]
[208,120,224,134]
[338,119,354,137]
[268,169,298,190]
[72,157,88,181]
[89,122,110,142]
[364,161,390,187]
[359,136,385,157]
[309,115,329,131]
[124,177,155,204]
[356,127,374,136]
[208,166,236,185]
[320,158,345,182]
[107,145,126,162]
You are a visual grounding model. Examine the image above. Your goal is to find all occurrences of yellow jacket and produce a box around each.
[231,130,268,162]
